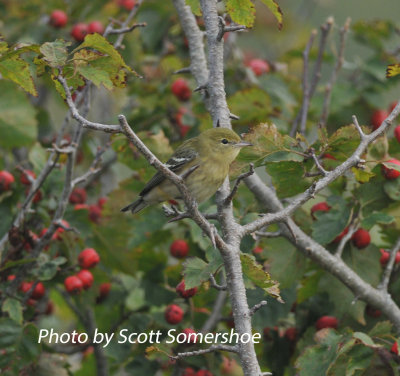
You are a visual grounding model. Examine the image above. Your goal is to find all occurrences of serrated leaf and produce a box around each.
[386,63,400,78]
[351,167,375,183]
[185,0,201,16]
[40,40,69,68]
[311,196,351,245]
[328,125,363,160]
[259,0,283,30]
[0,81,37,148]
[183,255,222,289]
[78,65,114,89]
[240,253,282,301]
[361,212,394,230]
[2,298,23,324]
[225,0,255,28]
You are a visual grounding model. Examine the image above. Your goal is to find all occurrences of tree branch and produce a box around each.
[379,236,400,292]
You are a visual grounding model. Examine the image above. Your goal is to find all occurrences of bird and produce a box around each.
[121,127,252,214]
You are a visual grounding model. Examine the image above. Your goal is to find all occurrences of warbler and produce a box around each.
[121,128,252,213]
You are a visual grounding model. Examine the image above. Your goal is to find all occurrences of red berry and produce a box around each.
[99,282,111,298]
[394,125,400,144]
[20,170,36,185]
[175,107,191,138]
[248,58,270,76]
[382,159,400,180]
[74,204,89,211]
[20,281,45,300]
[165,304,184,324]
[181,328,197,344]
[352,228,371,249]
[50,10,68,28]
[71,23,89,42]
[176,280,197,299]
[333,227,349,243]
[88,204,102,223]
[53,220,70,241]
[196,371,213,376]
[64,275,84,294]
[379,248,400,266]
[252,246,263,255]
[88,21,104,35]
[322,153,336,160]
[310,202,331,220]
[78,248,100,269]
[97,197,107,209]
[183,368,196,376]
[371,109,389,130]
[118,0,136,10]
[171,78,191,101]
[391,341,399,355]
[315,316,338,330]
[76,270,94,290]
[0,170,15,191]
[69,188,87,204]
[284,327,298,342]
[170,240,189,258]
[7,275,16,281]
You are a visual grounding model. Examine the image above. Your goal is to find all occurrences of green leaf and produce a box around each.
[368,321,392,337]
[311,196,351,245]
[240,253,282,301]
[351,167,375,183]
[2,298,23,324]
[361,212,394,230]
[0,81,37,148]
[185,0,201,16]
[225,0,255,28]
[259,0,283,30]
[0,318,22,348]
[327,125,362,160]
[266,161,309,198]
[383,179,400,201]
[78,65,114,89]
[28,143,47,171]
[125,288,145,311]
[39,40,70,68]
[35,256,67,281]
[352,332,375,346]
[183,254,222,289]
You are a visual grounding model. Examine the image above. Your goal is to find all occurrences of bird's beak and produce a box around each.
[234,140,253,148]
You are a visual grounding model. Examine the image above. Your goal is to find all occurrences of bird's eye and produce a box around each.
[221,138,229,144]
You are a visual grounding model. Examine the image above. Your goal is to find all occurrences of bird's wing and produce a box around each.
[139,141,199,197]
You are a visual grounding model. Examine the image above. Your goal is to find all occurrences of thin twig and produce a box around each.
[249,300,267,316]
[224,163,255,205]
[171,344,239,360]
[379,237,400,291]
[309,148,328,176]
[209,274,227,291]
[107,22,147,35]
[335,221,358,258]
[255,231,282,239]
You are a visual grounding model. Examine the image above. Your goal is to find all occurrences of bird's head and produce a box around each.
[198,128,252,162]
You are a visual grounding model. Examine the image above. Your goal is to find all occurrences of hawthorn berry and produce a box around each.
[391,341,399,355]
[118,0,136,10]
[97,197,107,209]
[78,248,100,269]
[7,275,16,281]
[371,109,389,130]
[71,23,89,42]
[171,78,191,101]
[164,304,184,324]
[176,280,197,299]
[20,170,36,185]
[394,125,400,143]
[352,228,370,249]
[76,270,94,289]
[248,58,270,76]
[382,159,400,180]
[310,202,330,220]
[98,282,111,300]
[181,328,197,344]
[315,315,338,330]
[50,10,68,28]
[284,327,298,342]
[25,188,42,204]
[323,153,336,160]
[69,188,87,204]
[74,203,89,211]
[0,170,15,191]
[20,281,46,300]
[89,204,102,223]
[333,227,349,243]
[64,275,84,294]
[379,249,400,266]
[88,21,104,35]
[170,239,189,258]
[252,246,263,255]
[196,370,213,376]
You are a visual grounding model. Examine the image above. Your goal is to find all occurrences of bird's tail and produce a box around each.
[120,198,147,214]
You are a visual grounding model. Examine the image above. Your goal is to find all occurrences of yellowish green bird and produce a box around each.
[121,127,252,213]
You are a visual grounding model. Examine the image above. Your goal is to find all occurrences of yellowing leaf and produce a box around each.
[386,63,400,78]
[259,0,283,30]
[185,0,201,16]
[225,0,255,28]
[40,40,70,68]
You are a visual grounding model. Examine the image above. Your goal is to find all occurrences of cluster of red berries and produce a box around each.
[311,202,371,248]
[64,248,100,294]
[71,187,107,224]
